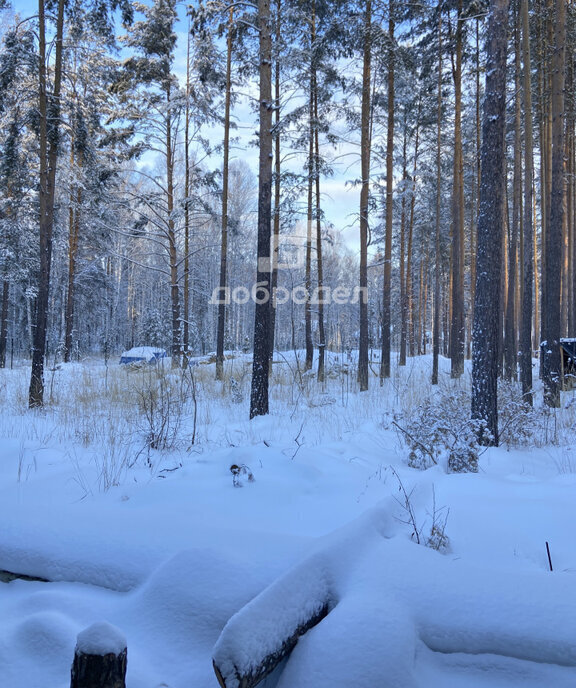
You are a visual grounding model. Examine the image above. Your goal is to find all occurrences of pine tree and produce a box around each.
[472,0,509,446]
[541,0,566,407]
[250,0,273,418]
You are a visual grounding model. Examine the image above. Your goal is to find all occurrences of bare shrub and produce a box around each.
[498,382,541,447]
[391,468,450,552]
[134,365,198,451]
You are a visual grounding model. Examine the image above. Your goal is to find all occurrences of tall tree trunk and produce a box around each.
[569,47,576,335]
[183,23,192,357]
[379,0,394,382]
[216,7,234,380]
[450,0,465,379]
[538,0,552,362]
[562,26,574,337]
[166,85,180,366]
[467,19,482,360]
[542,0,566,407]
[304,40,315,371]
[432,2,443,386]
[405,105,420,360]
[314,90,326,382]
[64,180,81,363]
[472,0,509,446]
[504,6,522,381]
[358,0,372,391]
[250,0,273,418]
[29,0,65,408]
[269,0,282,362]
[399,127,408,367]
[519,0,535,404]
[0,281,9,369]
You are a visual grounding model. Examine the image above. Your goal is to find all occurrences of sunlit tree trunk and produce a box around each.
[216,7,234,380]
[504,6,522,382]
[542,0,565,407]
[29,0,65,407]
[519,0,535,404]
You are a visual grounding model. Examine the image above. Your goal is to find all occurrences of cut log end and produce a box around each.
[71,624,127,688]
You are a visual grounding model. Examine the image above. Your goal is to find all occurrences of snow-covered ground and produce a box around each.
[0,353,575,687]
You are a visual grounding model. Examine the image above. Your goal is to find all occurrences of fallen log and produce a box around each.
[0,568,49,583]
[212,556,333,688]
[213,602,329,688]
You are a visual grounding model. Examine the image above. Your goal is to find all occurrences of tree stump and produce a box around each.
[70,622,127,688]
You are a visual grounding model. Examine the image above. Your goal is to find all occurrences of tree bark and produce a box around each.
[519,0,534,404]
[358,0,372,391]
[542,0,565,407]
[71,648,127,688]
[216,7,234,380]
[432,2,443,386]
[472,0,509,446]
[380,0,394,383]
[64,151,81,364]
[249,0,273,418]
[183,22,192,356]
[269,0,282,363]
[304,33,315,371]
[449,0,465,379]
[504,6,522,382]
[0,280,8,369]
[29,0,65,408]
[166,83,181,366]
[315,90,326,383]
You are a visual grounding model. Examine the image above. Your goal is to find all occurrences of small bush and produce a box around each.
[498,382,540,447]
[394,389,481,473]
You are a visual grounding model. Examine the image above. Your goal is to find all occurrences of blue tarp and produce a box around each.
[119,346,167,365]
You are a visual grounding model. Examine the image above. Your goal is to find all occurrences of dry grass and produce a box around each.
[2,353,576,490]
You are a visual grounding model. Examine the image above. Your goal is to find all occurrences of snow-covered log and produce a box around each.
[212,555,333,688]
[70,622,127,688]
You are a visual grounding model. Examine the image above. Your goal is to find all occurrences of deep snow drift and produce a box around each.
[0,353,575,687]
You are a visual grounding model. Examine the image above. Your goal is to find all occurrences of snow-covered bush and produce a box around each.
[394,389,481,473]
[498,382,541,447]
